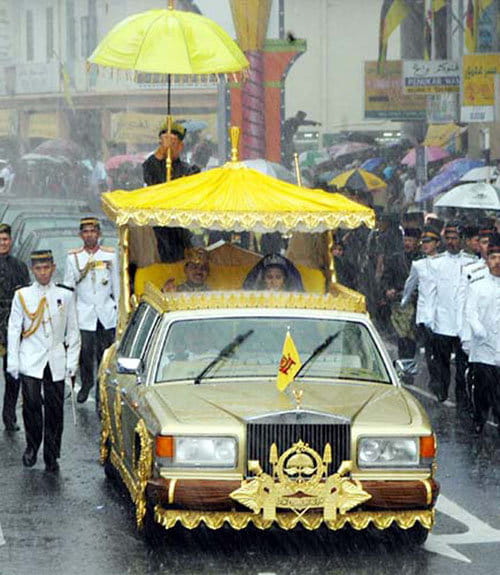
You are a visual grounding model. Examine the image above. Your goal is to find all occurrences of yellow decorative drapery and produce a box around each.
[102,162,375,233]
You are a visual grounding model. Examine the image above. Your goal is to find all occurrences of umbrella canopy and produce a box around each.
[459,166,500,182]
[21,153,71,165]
[180,119,208,133]
[102,162,375,233]
[434,182,500,210]
[88,4,249,114]
[419,158,485,201]
[105,153,147,171]
[236,159,299,185]
[328,169,387,192]
[328,142,374,161]
[359,157,384,173]
[32,139,84,161]
[401,146,450,166]
[298,149,331,168]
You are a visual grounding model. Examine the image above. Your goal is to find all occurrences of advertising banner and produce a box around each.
[461,53,500,122]
[364,61,426,121]
[403,60,460,94]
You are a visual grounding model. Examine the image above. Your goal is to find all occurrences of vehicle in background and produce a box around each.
[16,225,117,283]
[10,213,87,254]
[0,197,91,225]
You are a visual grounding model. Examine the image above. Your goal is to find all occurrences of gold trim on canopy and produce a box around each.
[102,163,375,233]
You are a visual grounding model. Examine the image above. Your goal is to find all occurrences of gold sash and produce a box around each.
[18,292,47,339]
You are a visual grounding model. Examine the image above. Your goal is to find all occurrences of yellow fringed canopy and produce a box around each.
[102,162,375,233]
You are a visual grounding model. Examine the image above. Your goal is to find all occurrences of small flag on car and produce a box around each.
[276,330,302,392]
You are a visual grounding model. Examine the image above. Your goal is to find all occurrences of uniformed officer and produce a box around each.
[0,223,30,431]
[464,234,500,435]
[427,222,476,402]
[7,250,80,472]
[162,247,210,293]
[142,120,200,263]
[381,227,422,368]
[401,226,441,383]
[63,217,119,404]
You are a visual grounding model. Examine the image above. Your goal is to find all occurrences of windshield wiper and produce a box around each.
[193,329,254,385]
[294,332,340,379]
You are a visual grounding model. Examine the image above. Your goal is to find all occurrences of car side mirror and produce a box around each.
[393,359,416,382]
[117,357,144,377]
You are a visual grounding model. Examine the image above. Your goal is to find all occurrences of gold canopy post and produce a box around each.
[326,230,337,291]
[293,152,302,186]
[118,225,131,334]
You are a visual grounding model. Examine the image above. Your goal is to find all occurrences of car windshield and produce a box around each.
[155,317,391,384]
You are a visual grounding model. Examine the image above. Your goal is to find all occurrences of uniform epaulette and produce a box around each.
[56,283,74,292]
[100,245,115,253]
[14,283,31,292]
[463,259,480,268]
[470,274,487,284]
[68,247,83,254]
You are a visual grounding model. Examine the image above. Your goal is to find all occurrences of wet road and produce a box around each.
[1,348,499,575]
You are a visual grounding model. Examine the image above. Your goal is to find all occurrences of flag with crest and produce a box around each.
[276,331,302,392]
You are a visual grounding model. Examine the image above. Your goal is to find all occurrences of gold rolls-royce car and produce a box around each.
[99,287,439,545]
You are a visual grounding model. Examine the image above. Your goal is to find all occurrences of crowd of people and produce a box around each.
[335,213,500,435]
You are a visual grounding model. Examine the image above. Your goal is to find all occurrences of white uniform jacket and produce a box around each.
[401,255,438,326]
[63,246,119,331]
[428,251,476,337]
[456,258,487,346]
[465,273,500,366]
[7,282,81,380]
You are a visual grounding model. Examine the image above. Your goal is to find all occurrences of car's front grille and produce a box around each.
[246,415,351,476]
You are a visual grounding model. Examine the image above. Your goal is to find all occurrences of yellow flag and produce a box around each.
[276,331,302,392]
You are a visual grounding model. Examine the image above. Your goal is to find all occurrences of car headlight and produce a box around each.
[172,436,237,468]
[358,437,420,468]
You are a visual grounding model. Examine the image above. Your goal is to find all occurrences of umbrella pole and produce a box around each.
[167,73,171,116]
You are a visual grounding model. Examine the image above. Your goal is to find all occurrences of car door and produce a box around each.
[109,302,161,473]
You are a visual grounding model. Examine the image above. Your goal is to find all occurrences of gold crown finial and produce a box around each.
[229,126,240,162]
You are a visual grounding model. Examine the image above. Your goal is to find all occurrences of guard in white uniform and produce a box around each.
[401,226,441,383]
[7,250,80,472]
[464,234,500,434]
[427,222,476,402]
[63,217,119,405]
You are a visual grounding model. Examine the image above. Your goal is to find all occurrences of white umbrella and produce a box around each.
[434,182,500,210]
[459,166,499,182]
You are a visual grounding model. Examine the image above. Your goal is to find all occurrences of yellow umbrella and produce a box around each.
[329,168,387,192]
[102,162,375,233]
[88,1,249,114]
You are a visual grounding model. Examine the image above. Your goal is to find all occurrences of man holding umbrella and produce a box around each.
[142,121,200,263]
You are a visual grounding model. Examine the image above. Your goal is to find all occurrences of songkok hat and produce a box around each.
[30,249,53,264]
[402,211,424,228]
[158,120,186,141]
[443,220,461,235]
[425,216,444,232]
[184,247,209,266]
[0,223,11,236]
[421,226,440,242]
[403,227,421,239]
[461,224,479,239]
[80,216,100,230]
[487,233,500,254]
[478,225,495,239]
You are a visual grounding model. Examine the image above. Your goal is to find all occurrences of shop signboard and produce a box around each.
[461,53,500,122]
[403,60,460,94]
[364,61,426,121]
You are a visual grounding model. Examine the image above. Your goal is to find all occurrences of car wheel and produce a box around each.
[142,502,167,547]
[392,523,430,547]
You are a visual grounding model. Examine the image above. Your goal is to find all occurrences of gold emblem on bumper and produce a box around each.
[230,440,371,522]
